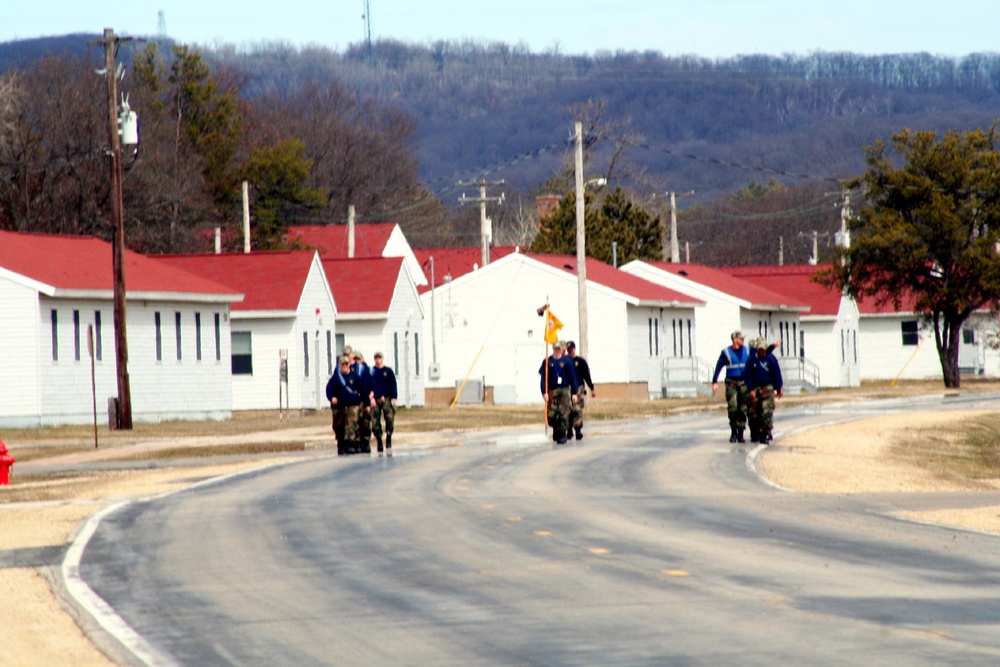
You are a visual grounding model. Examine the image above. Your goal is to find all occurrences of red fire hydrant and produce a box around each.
[0,440,15,485]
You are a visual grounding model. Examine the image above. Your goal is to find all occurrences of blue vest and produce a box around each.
[723,346,749,379]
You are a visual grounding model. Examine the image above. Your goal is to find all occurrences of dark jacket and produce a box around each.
[326,368,363,406]
[371,365,398,400]
[572,355,595,391]
[539,355,579,395]
[742,351,783,393]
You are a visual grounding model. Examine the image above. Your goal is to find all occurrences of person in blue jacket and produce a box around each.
[712,330,751,443]
[539,340,579,444]
[370,351,397,453]
[742,337,784,445]
[326,355,365,455]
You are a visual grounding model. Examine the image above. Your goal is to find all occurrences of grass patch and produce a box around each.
[117,442,308,461]
[892,414,1000,486]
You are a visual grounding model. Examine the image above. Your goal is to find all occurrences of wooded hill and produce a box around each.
[3,35,1000,264]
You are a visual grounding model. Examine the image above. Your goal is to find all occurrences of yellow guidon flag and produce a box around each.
[544,309,564,344]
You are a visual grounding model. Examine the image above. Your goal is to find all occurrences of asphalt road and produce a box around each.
[76,394,1000,666]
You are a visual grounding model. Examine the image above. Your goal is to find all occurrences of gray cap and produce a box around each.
[731,330,743,341]
[552,340,564,349]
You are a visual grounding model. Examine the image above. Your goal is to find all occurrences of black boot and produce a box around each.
[386,434,391,449]
[760,430,772,445]
[737,428,745,443]
[729,427,738,443]
[575,426,583,440]
[376,434,384,452]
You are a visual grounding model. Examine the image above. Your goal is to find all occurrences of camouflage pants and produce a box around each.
[372,399,395,437]
[547,387,573,436]
[333,405,361,450]
[724,378,749,429]
[570,389,587,429]
[358,404,372,442]
[748,385,776,434]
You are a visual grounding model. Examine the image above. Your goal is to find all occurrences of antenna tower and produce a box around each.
[362,0,372,58]
[157,11,166,38]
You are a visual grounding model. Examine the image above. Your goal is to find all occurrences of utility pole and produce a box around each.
[574,122,589,359]
[664,190,695,262]
[458,179,504,267]
[98,27,133,430]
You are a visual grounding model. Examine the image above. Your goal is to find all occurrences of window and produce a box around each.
[232,331,253,375]
[648,317,660,356]
[686,319,692,356]
[671,319,678,356]
[393,332,400,373]
[800,330,806,359]
[214,313,222,361]
[154,312,162,361]
[175,312,182,361]
[195,313,202,361]
[326,330,333,375]
[50,309,58,361]
[963,329,975,345]
[415,332,420,375]
[95,311,103,361]
[336,333,345,359]
[901,320,919,346]
[303,332,310,378]
[73,310,81,361]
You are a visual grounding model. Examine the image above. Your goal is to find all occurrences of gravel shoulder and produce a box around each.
[4,399,1000,665]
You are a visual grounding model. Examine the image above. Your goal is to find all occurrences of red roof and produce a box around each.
[412,246,520,292]
[531,254,703,305]
[728,264,842,317]
[321,257,404,314]
[640,261,808,310]
[0,230,240,298]
[154,251,317,311]
[286,223,396,259]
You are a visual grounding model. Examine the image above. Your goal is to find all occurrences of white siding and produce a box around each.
[337,265,425,407]
[31,297,234,426]
[228,256,336,412]
[0,278,43,425]
[420,254,699,403]
[858,316,943,380]
[627,305,690,397]
[384,225,428,286]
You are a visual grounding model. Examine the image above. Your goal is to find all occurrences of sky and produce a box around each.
[4,1,1000,59]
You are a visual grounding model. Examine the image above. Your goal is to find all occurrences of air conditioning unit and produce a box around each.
[454,379,484,404]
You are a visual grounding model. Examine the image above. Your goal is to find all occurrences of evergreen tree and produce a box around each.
[530,187,663,265]
[825,127,1000,388]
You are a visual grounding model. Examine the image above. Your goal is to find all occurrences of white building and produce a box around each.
[856,299,999,381]
[288,223,428,287]
[620,260,811,388]
[419,252,702,404]
[728,264,861,388]
[155,251,336,411]
[0,231,242,427]
[322,257,426,407]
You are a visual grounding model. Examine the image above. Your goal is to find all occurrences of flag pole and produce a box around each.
[544,338,550,437]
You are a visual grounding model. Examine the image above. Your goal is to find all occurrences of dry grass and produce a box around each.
[892,413,1000,487]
